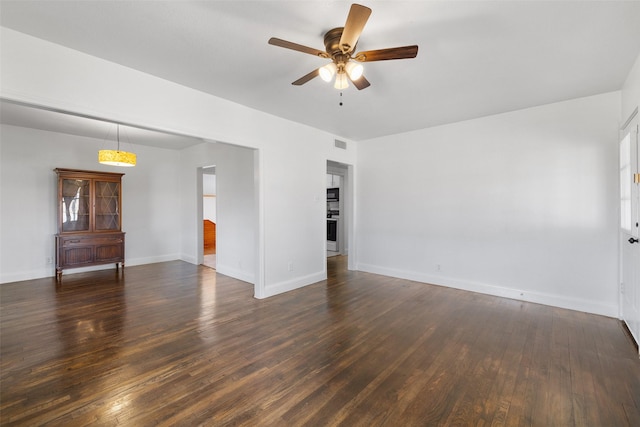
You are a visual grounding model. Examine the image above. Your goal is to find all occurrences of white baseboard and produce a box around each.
[357,263,618,318]
[180,254,198,265]
[129,254,181,266]
[0,254,182,284]
[260,271,327,299]
[1,267,56,284]
[215,263,254,284]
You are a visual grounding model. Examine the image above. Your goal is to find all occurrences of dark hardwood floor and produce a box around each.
[1,256,639,426]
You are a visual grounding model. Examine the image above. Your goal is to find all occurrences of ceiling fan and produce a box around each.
[268,3,418,90]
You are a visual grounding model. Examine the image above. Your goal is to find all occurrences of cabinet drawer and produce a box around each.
[61,236,123,246]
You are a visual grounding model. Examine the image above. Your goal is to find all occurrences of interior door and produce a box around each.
[620,113,640,352]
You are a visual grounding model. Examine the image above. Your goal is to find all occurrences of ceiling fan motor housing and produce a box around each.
[324,27,352,56]
[324,27,353,73]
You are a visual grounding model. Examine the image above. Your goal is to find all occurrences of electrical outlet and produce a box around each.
[46,257,52,265]
[620,283,625,294]
[436,264,441,272]
[288,261,294,272]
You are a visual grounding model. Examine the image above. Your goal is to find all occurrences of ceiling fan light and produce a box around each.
[319,63,337,82]
[334,73,349,90]
[345,62,364,80]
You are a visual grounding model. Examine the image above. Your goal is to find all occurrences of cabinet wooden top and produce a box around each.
[54,168,125,179]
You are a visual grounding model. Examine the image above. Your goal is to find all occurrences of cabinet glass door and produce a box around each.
[95,181,120,231]
[61,178,90,232]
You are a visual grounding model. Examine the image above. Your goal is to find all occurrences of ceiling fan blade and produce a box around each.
[268,37,329,58]
[350,74,371,90]
[339,4,372,53]
[292,69,320,86]
[355,45,419,62]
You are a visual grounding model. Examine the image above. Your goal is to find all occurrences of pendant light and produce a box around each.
[98,124,137,167]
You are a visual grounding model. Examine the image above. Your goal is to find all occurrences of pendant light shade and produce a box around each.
[98,149,137,167]
[99,124,136,167]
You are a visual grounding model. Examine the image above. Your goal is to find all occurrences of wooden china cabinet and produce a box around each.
[54,168,125,280]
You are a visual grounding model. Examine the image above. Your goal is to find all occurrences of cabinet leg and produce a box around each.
[56,269,62,282]
[116,262,125,277]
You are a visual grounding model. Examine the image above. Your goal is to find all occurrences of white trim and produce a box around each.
[261,271,327,299]
[131,254,182,266]
[621,106,638,130]
[216,264,255,284]
[357,263,618,318]
[0,254,182,283]
[254,148,266,298]
[196,167,205,266]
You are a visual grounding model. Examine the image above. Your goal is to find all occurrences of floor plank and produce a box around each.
[1,257,639,426]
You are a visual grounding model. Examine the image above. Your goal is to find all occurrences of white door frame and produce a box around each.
[619,108,640,353]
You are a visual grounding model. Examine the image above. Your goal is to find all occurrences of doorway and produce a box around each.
[326,161,353,266]
[203,166,216,269]
[196,143,260,293]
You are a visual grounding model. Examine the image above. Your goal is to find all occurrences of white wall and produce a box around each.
[216,143,256,282]
[179,141,256,284]
[0,125,258,286]
[0,124,181,282]
[4,26,626,317]
[356,92,621,317]
[0,28,359,296]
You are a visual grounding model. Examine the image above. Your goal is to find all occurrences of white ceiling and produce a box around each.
[1,0,640,144]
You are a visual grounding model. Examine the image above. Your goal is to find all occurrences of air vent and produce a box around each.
[334,139,347,150]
